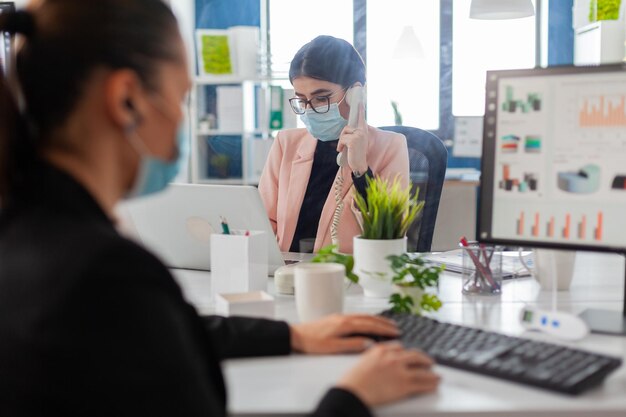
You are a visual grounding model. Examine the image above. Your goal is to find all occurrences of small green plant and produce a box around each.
[311,245,359,284]
[389,293,415,313]
[353,176,423,240]
[210,153,231,178]
[387,253,444,315]
[391,100,403,126]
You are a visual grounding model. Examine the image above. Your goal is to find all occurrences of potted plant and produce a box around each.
[210,153,231,178]
[311,247,444,315]
[387,253,444,315]
[352,176,423,297]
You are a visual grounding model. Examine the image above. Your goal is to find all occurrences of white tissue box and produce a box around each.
[215,291,275,319]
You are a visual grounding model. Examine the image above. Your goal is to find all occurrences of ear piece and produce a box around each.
[124,99,143,130]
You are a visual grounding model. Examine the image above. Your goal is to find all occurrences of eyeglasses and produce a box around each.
[288,88,347,115]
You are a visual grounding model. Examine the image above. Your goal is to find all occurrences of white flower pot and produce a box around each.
[353,236,407,298]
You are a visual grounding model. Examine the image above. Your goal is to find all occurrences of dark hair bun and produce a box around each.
[289,35,366,88]
[2,10,36,38]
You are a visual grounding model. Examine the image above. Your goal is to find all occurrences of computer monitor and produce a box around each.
[0,2,14,76]
[478,64,626,335]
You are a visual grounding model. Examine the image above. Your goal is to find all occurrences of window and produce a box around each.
[452,0,536,116]
[268,0,537,131]
[268,0,353,82]
[367,0,440,129]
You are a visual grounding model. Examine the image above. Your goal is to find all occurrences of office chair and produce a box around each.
[380,126,448,253]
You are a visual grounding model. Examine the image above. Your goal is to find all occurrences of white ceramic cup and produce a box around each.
[294,263,345,322]
[532,249,577,291]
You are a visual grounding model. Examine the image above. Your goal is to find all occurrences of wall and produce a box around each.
[170,0,195,76]
[194,0,260,28]
[548,0,574,66]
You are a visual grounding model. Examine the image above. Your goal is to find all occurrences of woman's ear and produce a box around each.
[104,69,146,132]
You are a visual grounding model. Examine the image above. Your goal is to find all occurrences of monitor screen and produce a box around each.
[0,2,14,76]
[479,65,626,252]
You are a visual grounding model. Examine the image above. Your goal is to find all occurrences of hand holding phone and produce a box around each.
[337,84,368,172]
[332,83,368,246]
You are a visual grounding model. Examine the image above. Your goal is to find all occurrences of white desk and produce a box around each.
[171,252,626,417]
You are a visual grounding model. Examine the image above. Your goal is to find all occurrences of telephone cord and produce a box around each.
[331,170,345,246]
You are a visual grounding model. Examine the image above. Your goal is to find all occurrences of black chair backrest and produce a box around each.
[380,126,448,252]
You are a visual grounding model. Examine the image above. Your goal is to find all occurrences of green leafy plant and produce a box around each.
[353,176,423,240]
[389,293,414,313]
[391,100,403,126]
[311,245,359,284]
[387,253,444,315]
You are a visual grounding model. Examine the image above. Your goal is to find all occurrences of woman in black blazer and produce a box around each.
[0,1,439,416]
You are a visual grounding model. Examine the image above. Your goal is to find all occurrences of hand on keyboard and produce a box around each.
[290,314,400,354]
[337,342,440,406]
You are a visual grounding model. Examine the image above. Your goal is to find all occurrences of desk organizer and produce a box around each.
[210,230,267,301]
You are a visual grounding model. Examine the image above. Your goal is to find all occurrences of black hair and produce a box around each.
[0,0,180,204]
[289,35,366,88]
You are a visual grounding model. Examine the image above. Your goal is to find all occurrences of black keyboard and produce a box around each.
[381,311,623,395]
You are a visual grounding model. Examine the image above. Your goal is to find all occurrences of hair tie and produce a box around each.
[2,10,36,38]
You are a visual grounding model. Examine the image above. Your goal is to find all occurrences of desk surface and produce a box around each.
[171,252,626,417]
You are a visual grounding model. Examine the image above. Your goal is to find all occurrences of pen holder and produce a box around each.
[461,243,502,296]
[210,230,268,302]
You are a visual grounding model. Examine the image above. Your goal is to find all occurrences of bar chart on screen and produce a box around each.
[579,95,626,127]
[514,210,603,242]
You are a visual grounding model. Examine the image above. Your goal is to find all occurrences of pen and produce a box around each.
[460,237,498,290]
[479,242,496,287]
[220,216,230,235]
[479,242,495,270]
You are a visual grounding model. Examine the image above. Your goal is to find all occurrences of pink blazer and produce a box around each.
[259,127,410,254]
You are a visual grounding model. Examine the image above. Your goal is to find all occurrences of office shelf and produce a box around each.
[190,78,296,185]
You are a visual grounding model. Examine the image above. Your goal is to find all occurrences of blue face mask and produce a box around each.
[125,92,189,199]
[127,126,188,198]
[300,103,348,142]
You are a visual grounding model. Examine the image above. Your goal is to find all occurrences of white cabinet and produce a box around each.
[575,20,625,65]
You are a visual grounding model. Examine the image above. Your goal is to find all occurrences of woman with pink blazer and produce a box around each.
[259,36,409,254]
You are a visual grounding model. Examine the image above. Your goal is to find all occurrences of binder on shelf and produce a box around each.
[269,86,283,130]
[248,138,273,183]
[229,26,259,80]
[255,86,268,131]
[282,88,297,129]
[216,86,243,132]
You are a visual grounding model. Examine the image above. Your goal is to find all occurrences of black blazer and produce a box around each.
[0,162,370,417]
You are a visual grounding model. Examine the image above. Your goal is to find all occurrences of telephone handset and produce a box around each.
[336,85,366,167]
[332,85,366,246]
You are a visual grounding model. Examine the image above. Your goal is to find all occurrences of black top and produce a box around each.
[290,140,372,252]
[0,160,371,417]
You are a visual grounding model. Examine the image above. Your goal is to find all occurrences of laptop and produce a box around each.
[116,183,290,273]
